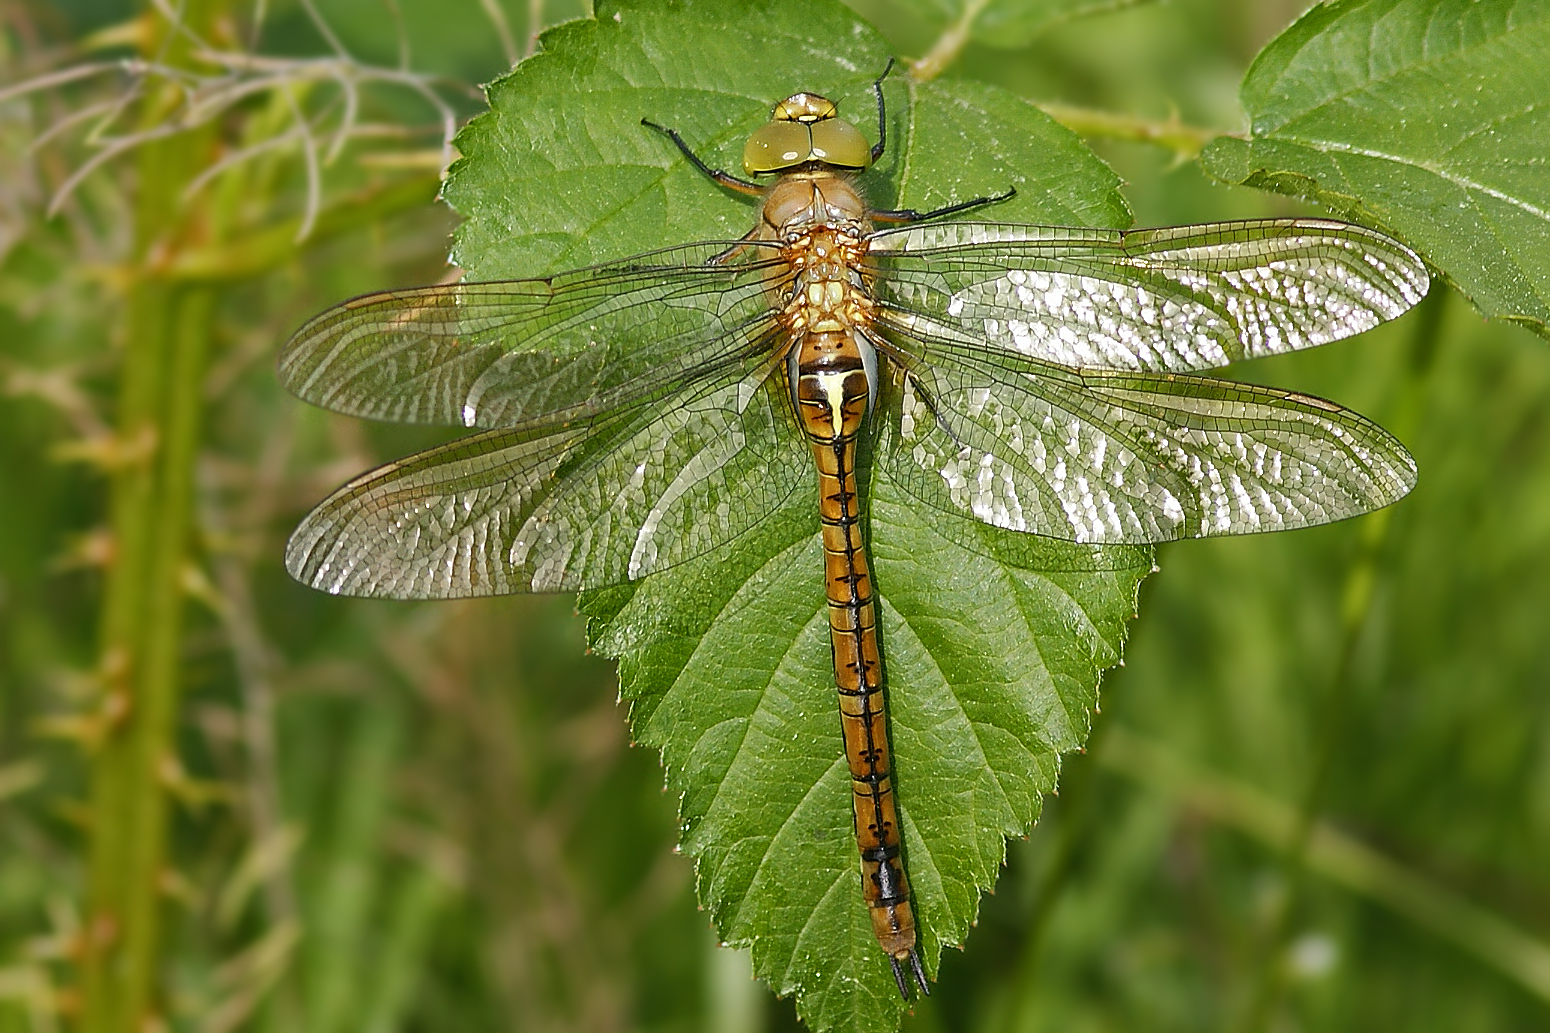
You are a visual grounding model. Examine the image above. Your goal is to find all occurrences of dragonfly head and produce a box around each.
[744,92,872,176]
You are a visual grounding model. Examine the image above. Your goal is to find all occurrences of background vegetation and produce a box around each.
[3,1,1548,1031]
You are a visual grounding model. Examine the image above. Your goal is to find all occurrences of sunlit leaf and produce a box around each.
[441,0,1150,1028]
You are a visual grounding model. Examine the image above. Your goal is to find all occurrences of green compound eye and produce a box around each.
[743,120,814,174]
[806,116,871,169]
[743,93,872,175]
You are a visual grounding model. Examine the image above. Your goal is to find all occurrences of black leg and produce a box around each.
[869,58,897,163]
[862,59,1014,223]
[872,186,1018,224]
[640,117,765,196]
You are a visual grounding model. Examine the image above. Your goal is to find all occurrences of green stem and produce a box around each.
[1099,724,1550,1004]
[910,0,991,82]
[1001,710,1118,1031]
[83,285,214,1032]
[906,0,1222,163]
[79,4,228,1030]
[1036,103,1220,162]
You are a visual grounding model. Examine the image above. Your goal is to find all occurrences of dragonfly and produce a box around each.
[280,69,1428,998]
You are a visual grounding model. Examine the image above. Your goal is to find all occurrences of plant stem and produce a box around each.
[1036,103,1219,162]
[78,4,228,1030]
[1099,723,1550,1004]
[911,0,990,82]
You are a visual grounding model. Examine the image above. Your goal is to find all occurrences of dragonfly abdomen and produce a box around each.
[772,167,926,991]
[792,327,923,994]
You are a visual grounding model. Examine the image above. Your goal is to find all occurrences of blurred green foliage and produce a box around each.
[2,1,1547,1031]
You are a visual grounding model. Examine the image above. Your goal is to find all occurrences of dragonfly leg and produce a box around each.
[865,54,1012,222]
[867,57,897,163]
[871,186,1017,224]
[706,226,761,265]
[640,118,764,196]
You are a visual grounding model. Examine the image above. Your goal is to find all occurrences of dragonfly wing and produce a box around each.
[870,219,1428,373]
[876,345,1415,544]
[286,364,808,597]
[279,241,783,428]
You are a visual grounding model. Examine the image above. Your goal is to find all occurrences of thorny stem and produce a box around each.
[49,3,454,1029]
[81,48,224,1033]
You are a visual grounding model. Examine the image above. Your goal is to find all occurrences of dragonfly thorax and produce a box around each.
[774,211,880,437]
[772,215,875,336]
[759,173,872,242]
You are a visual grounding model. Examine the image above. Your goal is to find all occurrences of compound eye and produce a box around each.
[744,121,812,175]
[808,117,871,170]
[744,92,870,174]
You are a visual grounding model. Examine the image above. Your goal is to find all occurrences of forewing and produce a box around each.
[877,345,1416,544]
[286,364,808,597]
[279,242,783,428]
[870,219,1428,373]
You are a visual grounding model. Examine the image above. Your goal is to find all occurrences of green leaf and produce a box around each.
[582,467,1145,1032]
[443,1,1131,281]
[1198,0,1550,336]
[441,0,1147,1027]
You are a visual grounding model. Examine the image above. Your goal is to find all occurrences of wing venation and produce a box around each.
[878,345,1415,544]
[279,241,785,428]
[870,218,1428,374]
[285,363,808,598]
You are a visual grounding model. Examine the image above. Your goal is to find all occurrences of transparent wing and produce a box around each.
[285,364,808,597]
[279,241,785,428]
[869,219,1428,373]
[877,344,1415,544]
